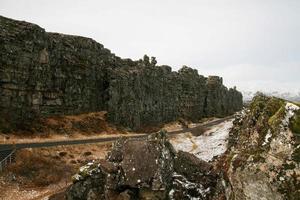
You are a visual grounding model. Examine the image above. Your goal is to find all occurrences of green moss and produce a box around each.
[292,146,300,163]
[264,97,285,118]
[268,106,286,131]
[290,110,300,135]
[249,95,268,117]
[249,95,284,125]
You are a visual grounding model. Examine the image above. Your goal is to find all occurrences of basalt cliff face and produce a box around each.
[0,16,243,131]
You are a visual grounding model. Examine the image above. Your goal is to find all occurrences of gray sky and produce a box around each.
[1,0,299,93]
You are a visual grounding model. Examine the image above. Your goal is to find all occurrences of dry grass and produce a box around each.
[1,111,126,137]
[0,144,110,200]
[178,118,189,129]
[190,126,206,136]
[7,149,76,187]
[198,117,217,124]
[38,112,112,135]
[0,111,132,144]
[4,143,110,187]
[31,111,125,136]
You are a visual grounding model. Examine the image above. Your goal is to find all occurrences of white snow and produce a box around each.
[263,130,272,146]
[73,174,81,181]
[282,102,299,127]
[169,189,175,199]
[170,119,233,162]
[171,173,210,199]
[79,165,89,173]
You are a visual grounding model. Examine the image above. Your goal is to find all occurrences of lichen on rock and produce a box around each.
[223,94,300,200]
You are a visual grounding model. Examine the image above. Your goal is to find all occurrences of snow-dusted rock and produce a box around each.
[223,94,300,200]
[67,131,225,200]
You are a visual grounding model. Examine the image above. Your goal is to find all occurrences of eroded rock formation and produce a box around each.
[66,131,224,200]
[0,16,243,131]
[222,94,300,200]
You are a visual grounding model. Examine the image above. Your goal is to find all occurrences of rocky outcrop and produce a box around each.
[108,63,243,130]
[222,94,300,200]
[107,64,208,129]
[66,131,224,200]
[0,16,243,132]
[0,15,127,131]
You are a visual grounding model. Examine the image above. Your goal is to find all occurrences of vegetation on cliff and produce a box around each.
[224,94,300,200]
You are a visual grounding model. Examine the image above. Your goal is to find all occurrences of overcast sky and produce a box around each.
[1,0,299,93]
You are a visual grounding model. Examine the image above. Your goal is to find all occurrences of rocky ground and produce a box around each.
[1,94,298,200]
[63,94,300,200]
[65,131,225,200]
[63,118,234,200]
[0,116,219,200]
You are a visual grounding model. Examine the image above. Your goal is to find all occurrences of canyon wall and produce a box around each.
[0,16,243,131]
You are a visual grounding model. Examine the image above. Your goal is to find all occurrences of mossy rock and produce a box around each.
[290,110,300,136]
[263,97,285,118]
[268,105,286,131]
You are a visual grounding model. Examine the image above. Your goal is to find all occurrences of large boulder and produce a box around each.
[66,131,224,200]
[171,151,222,200]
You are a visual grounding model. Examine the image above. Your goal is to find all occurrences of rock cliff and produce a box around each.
[222,94,300,200]
[0,16,243,131]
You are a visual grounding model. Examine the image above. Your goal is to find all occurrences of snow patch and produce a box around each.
[263,130,272,146]
[172,173,210,199]
[282,102,299,127]
[169,189,175,199]
[170,119,233,162]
